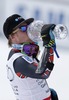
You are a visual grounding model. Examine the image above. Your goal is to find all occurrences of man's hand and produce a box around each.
[41,24,56,47]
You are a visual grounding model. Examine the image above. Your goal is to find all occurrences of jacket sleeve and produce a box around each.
[35,47,54,74]
[13,56,47,79]
[13,47,54,79]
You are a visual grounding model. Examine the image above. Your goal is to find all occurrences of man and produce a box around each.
[3,14,58,100]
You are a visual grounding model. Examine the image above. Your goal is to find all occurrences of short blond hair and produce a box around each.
[8,37,12,47]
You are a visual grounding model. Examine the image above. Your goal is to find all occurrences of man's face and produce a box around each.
[10,24,33,44]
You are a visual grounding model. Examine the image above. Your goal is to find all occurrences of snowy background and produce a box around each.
[0,0,69,100]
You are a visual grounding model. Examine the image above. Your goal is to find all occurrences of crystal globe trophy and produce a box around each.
[27,20,44,43]
[53,24,68,40]
[27,21,68,42]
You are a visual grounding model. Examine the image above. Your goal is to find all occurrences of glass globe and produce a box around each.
[27,20,44,42]
[53,24,68,39]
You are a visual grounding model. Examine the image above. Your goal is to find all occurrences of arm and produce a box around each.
[13,55,48,79]
[36,47,54,74]
[13,46,54,79]
[35,24,55,74]
[40,47,54,78]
